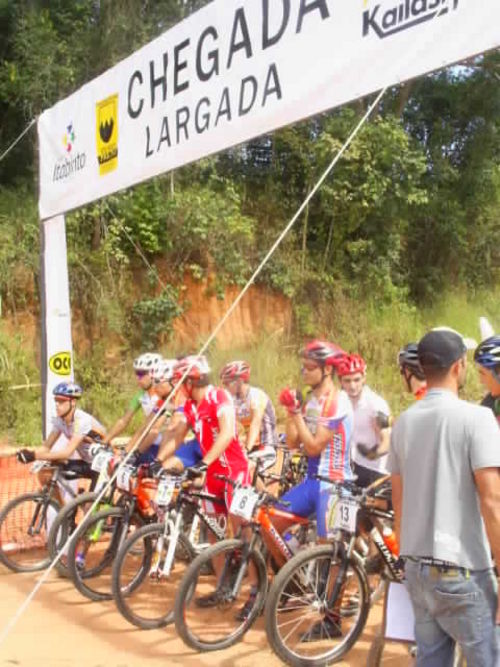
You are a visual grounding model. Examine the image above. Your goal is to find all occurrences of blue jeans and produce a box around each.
[404,559,499,667]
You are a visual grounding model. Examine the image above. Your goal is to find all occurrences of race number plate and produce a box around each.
[229,487,259,521]
[156,479,176,506]
[116,465,134,491]
[327,496,358,535]
[91,451,112,473]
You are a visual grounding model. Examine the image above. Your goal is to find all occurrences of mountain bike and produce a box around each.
[0,460,95,573]
[111,468,226,630]
[47,446,117,578]
[173,472,312,652]
[264,475,401,666]
[66,462,155,601]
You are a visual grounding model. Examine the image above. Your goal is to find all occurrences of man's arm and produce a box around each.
[246,404,265,451]
[157,414,189,462]
[391,473,403,549]
[35,433,85,461]
[104,408,136,445]
[289,413,334,457]
[36,429,61,455]
[474,467,500,623]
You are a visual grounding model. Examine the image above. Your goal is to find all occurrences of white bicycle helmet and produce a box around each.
[152,359,177,384]
[133,352,162,373]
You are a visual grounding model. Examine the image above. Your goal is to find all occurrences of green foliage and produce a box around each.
[131,286,184,349]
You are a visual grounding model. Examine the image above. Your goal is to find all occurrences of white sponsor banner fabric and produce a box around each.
[38,0,500,219]
[41,215,74,437]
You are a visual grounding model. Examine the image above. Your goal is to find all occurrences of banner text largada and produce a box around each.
[126,0,330,159]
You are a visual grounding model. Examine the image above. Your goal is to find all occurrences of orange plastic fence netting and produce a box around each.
[0,454,39,508]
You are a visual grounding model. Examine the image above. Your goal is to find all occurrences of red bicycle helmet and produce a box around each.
[301,340,346,367]
[220,360,251,383]
[336,354,367,377]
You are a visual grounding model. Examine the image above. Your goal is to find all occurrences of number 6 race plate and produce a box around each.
[327,496,358,535]
[229,487,259,521]
[116,465,134,491]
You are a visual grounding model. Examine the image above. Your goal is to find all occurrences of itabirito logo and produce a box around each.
[96,94,118,175]
[49,351,72,376]
[52,121,86,182]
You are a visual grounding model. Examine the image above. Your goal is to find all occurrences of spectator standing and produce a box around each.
[389,328,500,666]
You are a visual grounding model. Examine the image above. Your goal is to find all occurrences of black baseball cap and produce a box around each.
[417,328,468,369]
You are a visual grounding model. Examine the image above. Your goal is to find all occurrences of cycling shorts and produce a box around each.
[175,439,203,469]
[204,466,251,517]
[279,477,331,538]
[136,443,160,465]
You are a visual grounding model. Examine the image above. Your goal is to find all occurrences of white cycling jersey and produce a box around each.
[350,385,391,473]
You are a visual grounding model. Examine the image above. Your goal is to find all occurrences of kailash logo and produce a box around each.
[52,121,86,182]
[363,0,459,39]
[96,94,118,175]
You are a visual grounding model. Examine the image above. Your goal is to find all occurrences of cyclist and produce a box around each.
[16,382,105,504]
[160,354,249,521]
[219,360,278,475]
[103,352,162,447]
[123,357,178,465]
[336,354,392,489]
[277,340,353,640]
[474,334,500,425]
[397,343,427,400]
[151,359,203,472]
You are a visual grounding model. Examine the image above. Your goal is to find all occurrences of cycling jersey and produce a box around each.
[350,385,391,474]
[234,386,278,448]
[128,388,160,416]
[303,388,353,481]
[51,409,105,463]
[279,387,353,538]
[181,386,249,513]
[481,393,500,425]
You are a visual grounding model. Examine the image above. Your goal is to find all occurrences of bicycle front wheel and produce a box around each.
[0,492,60,573]
[68,506,144,601]
[265,544,370,666]
[112,521,195,629]
[174,538,268,652]
[47,491,102,578]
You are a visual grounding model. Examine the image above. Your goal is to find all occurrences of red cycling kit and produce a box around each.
[182,386,250,515]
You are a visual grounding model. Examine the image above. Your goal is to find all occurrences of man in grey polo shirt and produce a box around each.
[388,328,500,666]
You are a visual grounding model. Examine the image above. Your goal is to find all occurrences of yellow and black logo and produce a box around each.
[49,351,72,376]
[96,94,118,175]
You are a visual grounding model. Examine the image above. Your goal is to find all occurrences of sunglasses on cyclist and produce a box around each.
[135,370,149,378]
[54,396,71,404]
[301,362,320,372]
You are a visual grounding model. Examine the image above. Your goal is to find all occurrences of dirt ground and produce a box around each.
[0,566,413,667]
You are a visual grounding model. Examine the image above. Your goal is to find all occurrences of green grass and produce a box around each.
[0,288,497,444]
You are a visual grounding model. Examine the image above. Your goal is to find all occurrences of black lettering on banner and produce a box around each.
[262,63,282,106]
[195,97,211,133]
[128,70,144,119]
[158,116,171,150]
[215,88,232,126]
[239,75,258,115]
[227,8,253,70]
[145,126,154,157]
[196,26,219,82]
[296,0,330,34]
[263,0,290,49]
[174,38,190,95]
[150,53,168,109]
[176,107,190,143]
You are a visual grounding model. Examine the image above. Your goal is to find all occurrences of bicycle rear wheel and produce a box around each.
[112,521,195,629]
[0,493,60,573]
[265,544,370,666]
[68,506,144,601]
[174,538,268,652]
